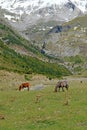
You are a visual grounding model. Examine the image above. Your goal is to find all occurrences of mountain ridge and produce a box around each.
[0,0,87,75]
[0,0,86,31]
[0,0,87,14]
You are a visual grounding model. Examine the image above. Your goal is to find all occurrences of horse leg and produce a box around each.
[62,86,64,92]
[65,85,69,90]
[19,85,22,91]
[58,87,60,92]
[27,86,29,91]
[66,86,68,90]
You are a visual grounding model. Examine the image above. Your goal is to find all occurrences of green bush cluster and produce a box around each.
[64,55,85,64]
[0,21,71,78]
[0,40,71,78]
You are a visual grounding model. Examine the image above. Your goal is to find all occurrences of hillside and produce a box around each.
[23,15,87,75]
[0,18,71,78]
[0,18,43,57]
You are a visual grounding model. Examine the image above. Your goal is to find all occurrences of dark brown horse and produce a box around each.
[19,82,30,91]
[54,81,69,92]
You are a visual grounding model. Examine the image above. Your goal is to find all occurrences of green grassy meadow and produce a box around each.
[0,79,87,130]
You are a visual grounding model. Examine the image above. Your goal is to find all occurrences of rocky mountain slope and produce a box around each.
[0,0,87,75]
[0,18,71,78]
[22,14,87,74]
[0,0,86,31]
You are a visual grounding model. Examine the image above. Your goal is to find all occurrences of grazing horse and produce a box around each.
[54,81,68,92]
[19,82,30,91]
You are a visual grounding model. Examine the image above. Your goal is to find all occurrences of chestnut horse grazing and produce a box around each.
[54,81,69,92]
[19,82,30,91]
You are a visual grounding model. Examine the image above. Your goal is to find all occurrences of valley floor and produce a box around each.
[0,72,87,130]
[0,70,87,91]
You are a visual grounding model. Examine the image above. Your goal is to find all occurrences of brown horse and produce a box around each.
[54,81,68,92]
[19,82,30,91]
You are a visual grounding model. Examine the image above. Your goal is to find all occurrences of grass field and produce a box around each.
[0,78,87,130]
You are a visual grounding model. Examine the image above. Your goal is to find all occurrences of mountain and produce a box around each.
[0,0,86,31]
[0,0,87,75]
[0,18,71,78]
[0,0,87,15]
[22,14,87,74]
[44,15,87,74]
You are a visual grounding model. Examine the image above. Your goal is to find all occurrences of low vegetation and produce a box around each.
[0,21,43,56]
[0,12,87,130]
[0,19,71,78]
[18,14,87,76]
[64,55,85,64]
[0,40,71,78]
[0,79,87,130]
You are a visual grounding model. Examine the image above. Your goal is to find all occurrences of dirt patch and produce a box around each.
[0,114,5,120]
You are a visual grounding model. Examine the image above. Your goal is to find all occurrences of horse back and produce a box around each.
[22,82,30,87]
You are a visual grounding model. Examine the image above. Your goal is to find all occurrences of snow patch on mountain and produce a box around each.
[4,14,19,22]
[0,0,68,16]
[71,0,87,12]
[0,0,87,32]
[0,0,87,15]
